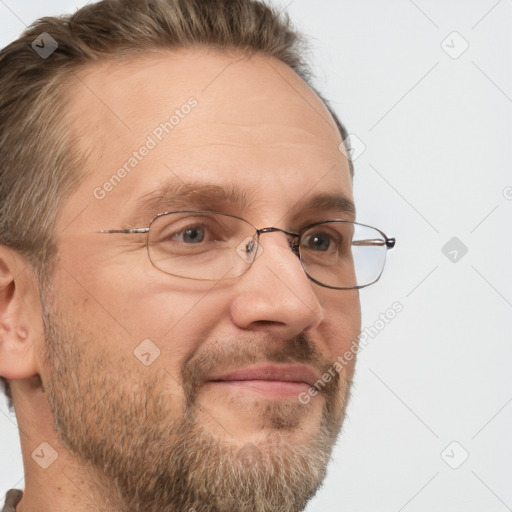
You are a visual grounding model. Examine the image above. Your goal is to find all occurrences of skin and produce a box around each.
[0,48,361,512]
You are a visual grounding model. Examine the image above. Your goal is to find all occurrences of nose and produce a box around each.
[230,231,324,338]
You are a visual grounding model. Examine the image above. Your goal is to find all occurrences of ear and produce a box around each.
[0,246,42,383]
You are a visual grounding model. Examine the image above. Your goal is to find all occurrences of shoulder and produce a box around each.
[1,489,23,512]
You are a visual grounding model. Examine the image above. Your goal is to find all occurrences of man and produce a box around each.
[0,1,394,511]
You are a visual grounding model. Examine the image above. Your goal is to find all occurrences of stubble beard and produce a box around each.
[41,299,354,512]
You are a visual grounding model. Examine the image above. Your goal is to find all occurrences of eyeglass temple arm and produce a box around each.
[97,228,150,234]
[352,238,396,248]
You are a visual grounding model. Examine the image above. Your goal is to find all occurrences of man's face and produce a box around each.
[41,49,361,512]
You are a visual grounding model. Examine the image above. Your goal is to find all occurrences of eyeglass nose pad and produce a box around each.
[288,238,300,258]
[235,236,263,264]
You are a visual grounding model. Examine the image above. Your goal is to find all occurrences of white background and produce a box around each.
[1,1,511,510]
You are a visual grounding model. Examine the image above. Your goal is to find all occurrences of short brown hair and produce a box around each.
[0,0,353,407]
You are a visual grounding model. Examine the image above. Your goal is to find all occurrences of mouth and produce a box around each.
[203,363,321,398]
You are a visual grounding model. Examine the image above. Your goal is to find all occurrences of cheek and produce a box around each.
[114,278,233,348]
[52,259,234,375]
[321,290,361,356]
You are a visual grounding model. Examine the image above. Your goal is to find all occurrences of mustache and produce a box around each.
[180,333,339,404]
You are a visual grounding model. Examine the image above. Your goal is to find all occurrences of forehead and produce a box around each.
[60,48,352,229]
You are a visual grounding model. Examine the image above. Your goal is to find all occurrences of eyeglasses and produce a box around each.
[99,210,395,290]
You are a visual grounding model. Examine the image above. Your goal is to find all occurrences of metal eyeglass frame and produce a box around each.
[98,210,396,290]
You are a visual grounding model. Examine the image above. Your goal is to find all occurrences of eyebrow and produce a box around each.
[127,181,254,226]
[292,193,356,218]
[126,180,356,227]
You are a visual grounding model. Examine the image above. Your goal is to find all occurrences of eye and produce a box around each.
[150,212,254,262]
[302,232,332,252]
[173,225,205,243]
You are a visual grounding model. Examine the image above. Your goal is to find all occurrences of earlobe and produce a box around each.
[0,247,41,382]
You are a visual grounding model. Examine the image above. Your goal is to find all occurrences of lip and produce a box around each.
[204,363,321,393]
